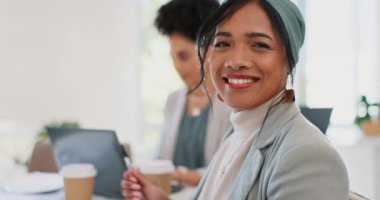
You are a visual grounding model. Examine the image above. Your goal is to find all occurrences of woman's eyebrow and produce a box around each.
[245,32,273,40]
[215,32,232,37]
[215,31,273,41]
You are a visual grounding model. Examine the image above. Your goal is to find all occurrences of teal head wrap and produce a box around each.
[266,0,305,66]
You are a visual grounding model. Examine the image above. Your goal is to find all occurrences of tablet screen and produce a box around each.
[47,128,127,199]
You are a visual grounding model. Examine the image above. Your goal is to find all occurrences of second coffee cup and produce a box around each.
[140,160,175,195]
[60,163,97,200]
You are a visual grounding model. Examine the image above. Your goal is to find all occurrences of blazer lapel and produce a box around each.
[229,147,264,200]
[254,102,299,149]
[194,102,300,200]
[229,102,300,199]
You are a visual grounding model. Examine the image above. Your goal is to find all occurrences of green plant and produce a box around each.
[37,121,80,141]
[355,96,380,127]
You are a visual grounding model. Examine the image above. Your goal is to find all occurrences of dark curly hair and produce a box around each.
[155,0,220,42]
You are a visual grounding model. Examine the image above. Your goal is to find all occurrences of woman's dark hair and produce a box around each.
[195,0,295,90]
[155,0,220,42]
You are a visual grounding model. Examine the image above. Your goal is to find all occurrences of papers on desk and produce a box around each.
[2,172,63,194]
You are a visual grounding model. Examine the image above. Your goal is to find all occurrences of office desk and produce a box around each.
[0,183,196,200]
[3,124,374,199]
[0,190,120,200]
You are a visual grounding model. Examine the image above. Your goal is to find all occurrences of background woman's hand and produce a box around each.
[121,167,169,200]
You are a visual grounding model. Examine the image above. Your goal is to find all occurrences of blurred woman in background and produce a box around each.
[154,0,230,186]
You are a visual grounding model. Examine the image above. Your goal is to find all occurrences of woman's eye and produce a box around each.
[214,41,230,48]
[252,42,270,49]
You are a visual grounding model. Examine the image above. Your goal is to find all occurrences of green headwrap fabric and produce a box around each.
[266,0,305,66]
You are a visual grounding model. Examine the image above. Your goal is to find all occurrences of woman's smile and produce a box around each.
[222,74,260,90]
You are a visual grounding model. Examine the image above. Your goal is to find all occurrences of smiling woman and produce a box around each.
[194,0,348,199]
[122,0,349,199]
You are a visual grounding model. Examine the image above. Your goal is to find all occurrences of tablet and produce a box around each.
[47,128,127,199]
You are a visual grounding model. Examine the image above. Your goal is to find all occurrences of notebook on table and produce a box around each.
[47,128,128,199]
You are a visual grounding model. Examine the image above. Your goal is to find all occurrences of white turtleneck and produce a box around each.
[198,92,284,200]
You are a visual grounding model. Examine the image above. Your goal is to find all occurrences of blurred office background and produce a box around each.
[0,0,379,199]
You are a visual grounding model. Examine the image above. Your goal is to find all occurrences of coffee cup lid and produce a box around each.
[60,163,97,178]
[140,160,175,174]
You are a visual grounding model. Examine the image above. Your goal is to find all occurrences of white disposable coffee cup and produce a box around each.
[60,163,97,200]
[140,160,175,195]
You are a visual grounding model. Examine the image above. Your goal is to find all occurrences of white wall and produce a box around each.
[0,0,141,143]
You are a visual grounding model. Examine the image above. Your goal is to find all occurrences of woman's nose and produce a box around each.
[224,46,252,70]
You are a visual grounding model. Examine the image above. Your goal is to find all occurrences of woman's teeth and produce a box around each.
[228,78,254,84]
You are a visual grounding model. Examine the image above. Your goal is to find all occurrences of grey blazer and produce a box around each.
[158,89,231,167]
[193,102,349,200]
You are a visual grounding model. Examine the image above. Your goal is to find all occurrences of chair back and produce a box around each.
[28,140,58,173]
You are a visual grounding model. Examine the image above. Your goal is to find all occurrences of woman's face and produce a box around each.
[169,33,200,88]
[209,1,288,110]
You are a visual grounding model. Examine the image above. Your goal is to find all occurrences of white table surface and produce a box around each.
[0,183,196,200]
[0,189,120,200]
